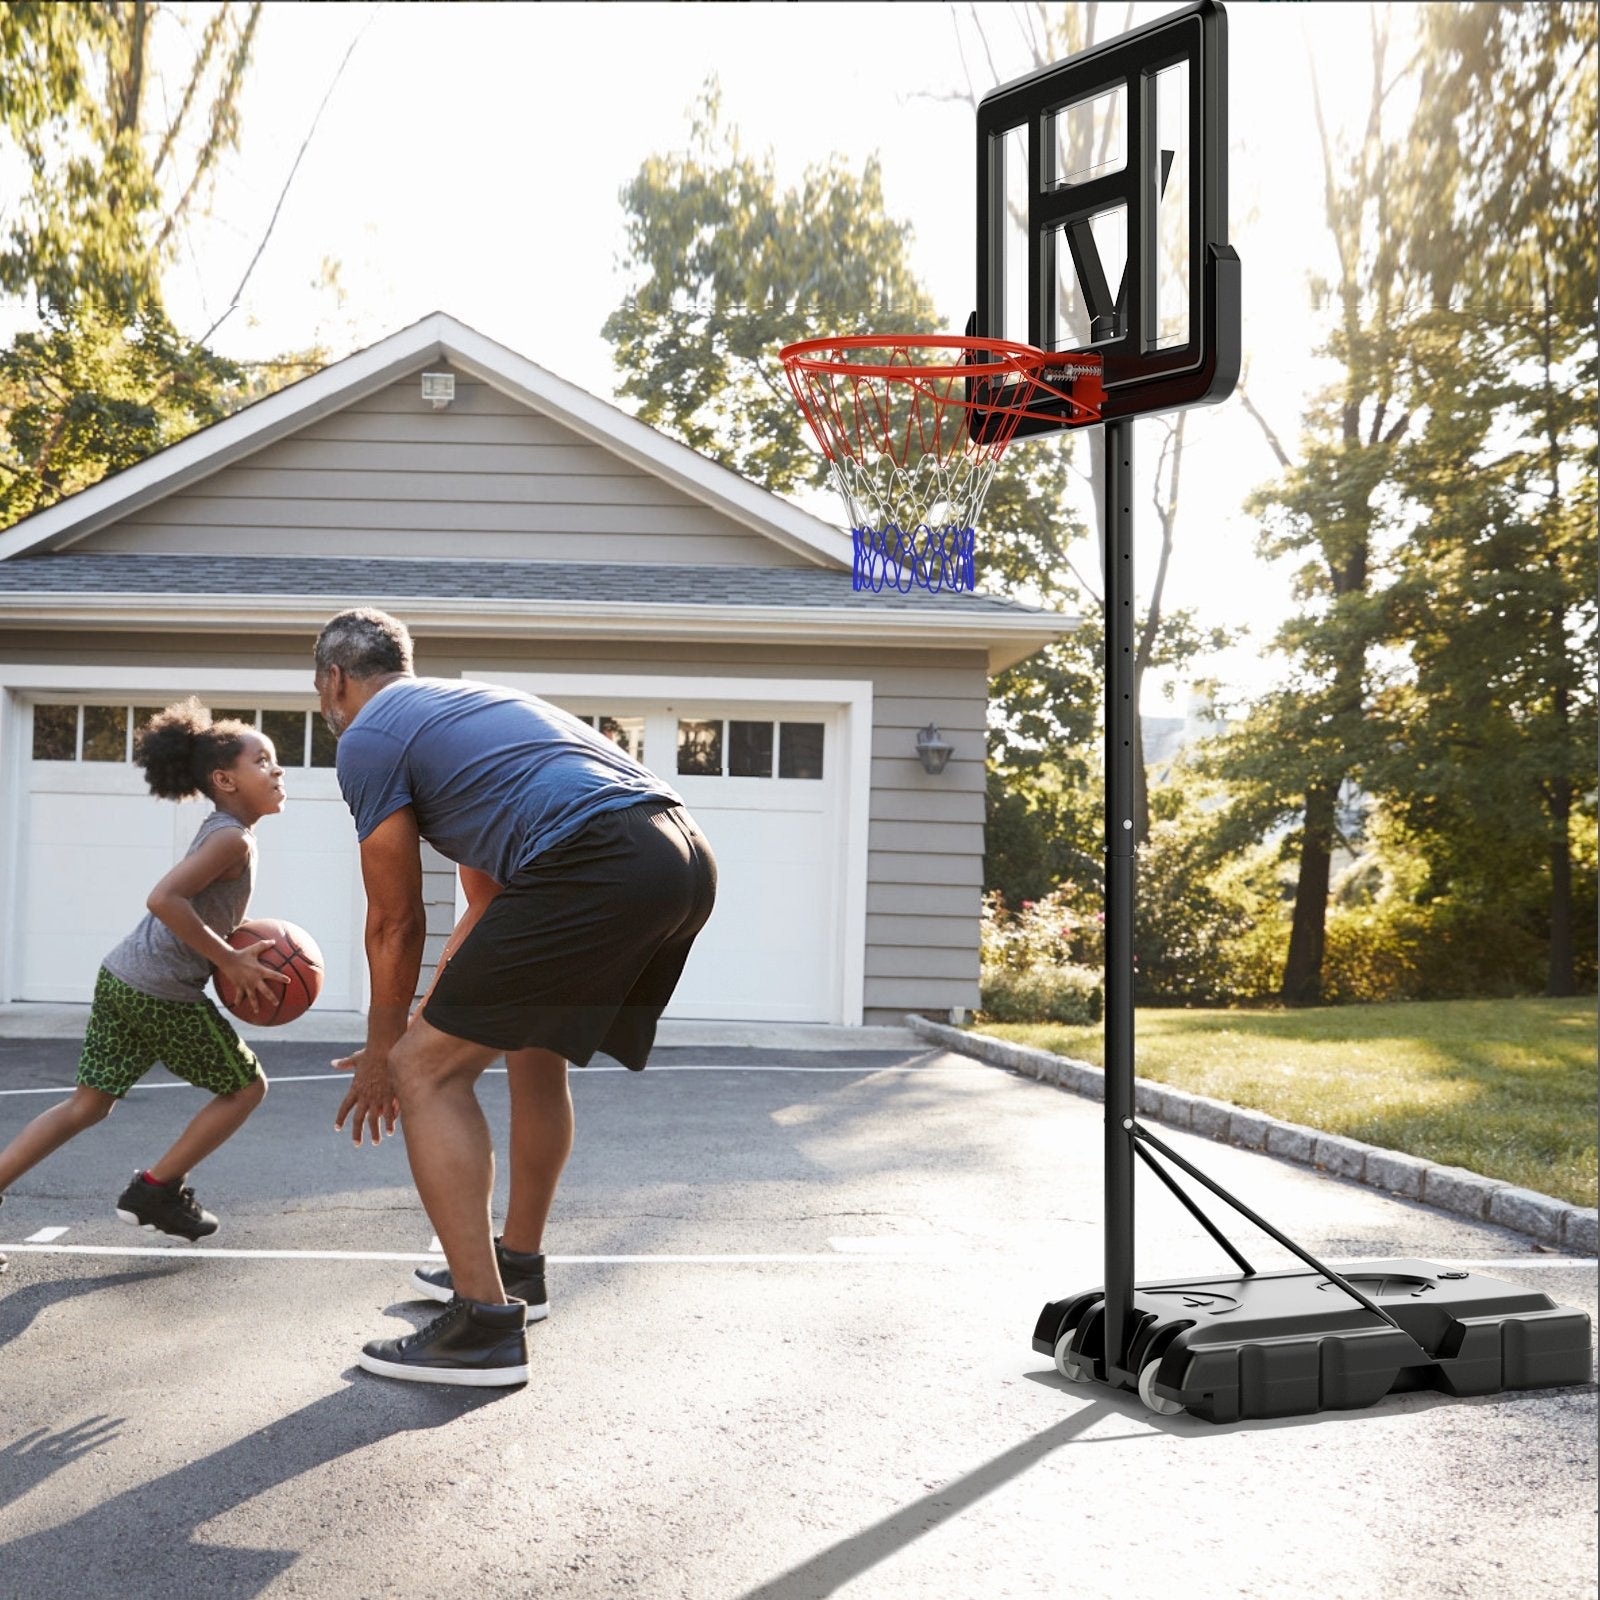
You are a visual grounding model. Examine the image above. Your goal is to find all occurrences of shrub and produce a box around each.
[1320,899,1548,1003]
[980,962,1104,1024]
[980,886,1103,972]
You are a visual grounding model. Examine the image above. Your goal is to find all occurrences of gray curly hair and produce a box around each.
[314,608,414,679]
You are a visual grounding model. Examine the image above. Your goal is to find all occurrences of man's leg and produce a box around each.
[389,1018,504,1304]
[499,1048,572,1256]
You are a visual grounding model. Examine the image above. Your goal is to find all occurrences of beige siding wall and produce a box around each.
[1,628,992,1024]
[76,363,810,568]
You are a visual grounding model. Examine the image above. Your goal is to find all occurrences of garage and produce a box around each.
[9,675,870,1027]
[0,315,1058,1026]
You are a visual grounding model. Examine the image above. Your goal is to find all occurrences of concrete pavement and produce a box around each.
[0,1030,1594,1598]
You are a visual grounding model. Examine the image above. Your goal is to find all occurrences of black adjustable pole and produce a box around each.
[1102,416,1136,1380]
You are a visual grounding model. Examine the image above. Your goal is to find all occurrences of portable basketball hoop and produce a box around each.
[779,334,1103,593]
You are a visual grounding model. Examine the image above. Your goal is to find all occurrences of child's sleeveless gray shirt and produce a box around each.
[102,810,256,1002]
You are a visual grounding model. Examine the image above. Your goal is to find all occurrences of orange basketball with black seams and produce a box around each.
[214,917,324,1025]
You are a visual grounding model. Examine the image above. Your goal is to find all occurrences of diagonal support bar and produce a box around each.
[1133,1138,1255,1277]
[1131,1121,1432,1356]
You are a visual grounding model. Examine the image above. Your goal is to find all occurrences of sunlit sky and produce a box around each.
[24,2,1437,714]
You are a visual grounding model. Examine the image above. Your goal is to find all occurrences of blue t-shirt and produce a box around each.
[335,677,681,885]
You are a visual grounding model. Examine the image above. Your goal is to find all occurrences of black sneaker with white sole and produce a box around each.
[412,1238,548,1320]
[115,1172,219,1240]
[358,1296,530,1387]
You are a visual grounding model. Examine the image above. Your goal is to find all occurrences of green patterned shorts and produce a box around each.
[78,967,264,1100]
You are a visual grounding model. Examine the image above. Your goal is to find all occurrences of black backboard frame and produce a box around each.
[974,0,1240,430]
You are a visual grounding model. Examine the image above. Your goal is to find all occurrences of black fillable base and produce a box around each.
[1034,1259,1595,1424]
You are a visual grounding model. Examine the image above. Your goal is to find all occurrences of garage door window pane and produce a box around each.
[677,720,722,776]
[309,716,338,768]
[261,709,306,766]
[214,707,257,728]
[779,722,825,779]
[596,715,645,766]
[729,720,773,778]
[82,704,129,762]
[32,704,77,761]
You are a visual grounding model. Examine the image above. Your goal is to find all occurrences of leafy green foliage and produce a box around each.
[603,80,940,497]
[0,1,262,529]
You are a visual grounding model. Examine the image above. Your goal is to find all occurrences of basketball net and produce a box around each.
[780,335,1103,594]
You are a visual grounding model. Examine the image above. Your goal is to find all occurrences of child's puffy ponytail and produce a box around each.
[135,698,251,800]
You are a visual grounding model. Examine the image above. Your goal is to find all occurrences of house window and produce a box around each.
[575,714,646,766]
[261,709,308,766]
[779,722,826,780]
[676,720,722,776]
[81,705,129,761]
[310,716,338,768]
[728,720,773,778]
[676,719,825,779]
[30,703,326,767]
[31,704,78,761]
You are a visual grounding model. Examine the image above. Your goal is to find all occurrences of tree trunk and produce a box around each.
[1131,701,1148,843]
[1281,780,1338,1005]
[1546,779,1575,997]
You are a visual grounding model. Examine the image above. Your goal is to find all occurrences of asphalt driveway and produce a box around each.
[0,1033,1594,1600]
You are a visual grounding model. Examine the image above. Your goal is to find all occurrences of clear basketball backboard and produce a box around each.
[974,0,1240,431]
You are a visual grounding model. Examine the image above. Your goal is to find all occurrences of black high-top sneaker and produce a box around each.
[358,1297,530,1387]
[115,1172,219,1240]
[412,1238,547,1320]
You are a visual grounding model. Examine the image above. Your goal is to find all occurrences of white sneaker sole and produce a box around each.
[410,1269,548,1320]
[115,1208,216,1241]
[357,1348,530,1386]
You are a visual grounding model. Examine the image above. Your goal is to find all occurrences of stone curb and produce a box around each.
[907,1015,1598,1256]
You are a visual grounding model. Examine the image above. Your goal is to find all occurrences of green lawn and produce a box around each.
[977,997,1598,1208]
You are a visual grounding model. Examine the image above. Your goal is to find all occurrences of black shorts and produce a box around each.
[423,801,717,1070]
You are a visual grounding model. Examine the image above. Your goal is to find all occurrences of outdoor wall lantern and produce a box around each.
[915,723,953,775]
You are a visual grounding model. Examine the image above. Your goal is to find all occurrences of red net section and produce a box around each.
[780,335,1102,592]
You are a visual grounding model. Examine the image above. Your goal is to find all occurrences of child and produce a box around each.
[0,698,289,1245]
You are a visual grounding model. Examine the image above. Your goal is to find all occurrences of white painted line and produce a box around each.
[427,1236,443,1254]
[25,1226,69,1242]
[0,1241,1587,1270]
[0,1242,968,1265]
[0,1063,986,1096]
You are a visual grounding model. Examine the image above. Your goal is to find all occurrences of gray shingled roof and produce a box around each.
[0,553,1058,618]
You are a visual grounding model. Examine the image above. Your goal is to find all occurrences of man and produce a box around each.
[314,608,716,1386]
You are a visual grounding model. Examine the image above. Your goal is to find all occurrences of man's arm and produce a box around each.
[334,805,426,1145]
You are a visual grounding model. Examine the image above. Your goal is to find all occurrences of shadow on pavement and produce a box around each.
[0,1265,181,1353]
[0,1417,125,1514]
[737,1402,1117,1600]
[0,1379,504,1599]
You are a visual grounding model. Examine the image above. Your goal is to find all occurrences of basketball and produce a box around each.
[214,917,325,1025]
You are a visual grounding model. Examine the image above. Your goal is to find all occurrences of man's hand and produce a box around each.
[332,1047,400,1146]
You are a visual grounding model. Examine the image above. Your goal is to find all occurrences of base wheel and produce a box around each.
[1138,1358,1185,1416]
[1053,1329,1092,1383]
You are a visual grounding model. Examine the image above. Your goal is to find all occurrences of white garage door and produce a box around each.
[545,699,846,1024]
[16,700,365,1009]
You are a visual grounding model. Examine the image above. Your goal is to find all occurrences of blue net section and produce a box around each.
[851,525,976,594]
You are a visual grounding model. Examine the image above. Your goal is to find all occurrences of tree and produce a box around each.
[1378,0,1598,995]
[603,78,942,500]
[0,1,261,526]
[1214,6,1425,1004]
